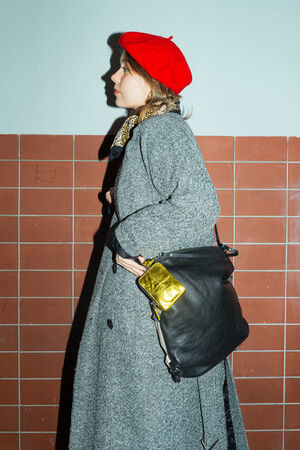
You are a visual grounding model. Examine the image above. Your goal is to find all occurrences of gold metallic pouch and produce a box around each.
[138,262,186,311]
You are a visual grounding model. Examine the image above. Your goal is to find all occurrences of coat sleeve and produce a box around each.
[113,120,220,259]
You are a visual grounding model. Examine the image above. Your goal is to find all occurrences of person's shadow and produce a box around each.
[55,32,128,449]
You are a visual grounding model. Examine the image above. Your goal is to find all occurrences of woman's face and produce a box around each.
[111,56,151,110]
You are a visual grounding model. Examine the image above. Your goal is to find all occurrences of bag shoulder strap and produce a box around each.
[214,224,222,247]
[214,224,238,257]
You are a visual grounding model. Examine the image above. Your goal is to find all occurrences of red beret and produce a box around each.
[119,32,192,94]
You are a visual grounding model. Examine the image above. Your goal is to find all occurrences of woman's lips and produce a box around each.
[114,89,120,94]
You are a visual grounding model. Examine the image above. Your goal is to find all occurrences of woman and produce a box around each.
[69,32,249,449]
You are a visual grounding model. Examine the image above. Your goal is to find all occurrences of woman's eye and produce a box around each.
[122,66,128,73]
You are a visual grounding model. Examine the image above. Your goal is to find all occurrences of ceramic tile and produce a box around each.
[0,406,18,431]
[236,163,286,189]
[234,271,285,297]
[236,137,286,161]
[20,406,58,431]
[20,243,72,269]
[20,325,70,351]
[20,298,72,324]
[0,326,17,351]
[235,189,286,216]
[0,244,18,269]
[74,270,87,297]
[284,431,300,449]
[287,245,300,269]
[287,272,300,297]
[235,244,285,270]
[288,218,300,242]
[236,217,286,243]
[74,244,93,270]
[21,161,72,187]
[74,216,102,242]
[286,352,300,376]
[0,134,18,159]
[195,136,234,161]
[21,189,72,215]
[74,189,102,215]
[21,433,56,450]
[20,271,72,297]
[0,433,18,450]
[20,135,73,160]
[20,216,72,242]
[285,378,300,403]
[215,190,234,216]
[0,298,18,323]
[75,161,108,188]
[246,431,282,450]
[0,217,18,242]
[286,325,300,350]
[0,161,18,187]
[286,298,300,323]
[0,353,18,378]
[288,190,300,216]
[289,163,300,188]
[0,380,18,404]
[288,137,300,161]
[0,189,18,214]
[285,405,300,429]
[238,325,284,350]
[239,298,284,324]
[205,162,233,188]
[21,380,61,405]
[75,135,106,160]
[20,353,65,378]
[235,378,283,403]
[241,404,283,429]
[215,217,233,243]
[233,351,283,377]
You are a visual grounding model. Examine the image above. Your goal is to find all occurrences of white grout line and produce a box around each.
[2,376,300,380]
[282,138,289,449]
[4,214,298,219]
[2,158,300,164]
[2,241,300,245]
[72,135,75,319]
[231,136,237,373]
[17,135,21,450]
[1,268,299,272]
[2,214,300,219]
[1,296,299,299]
[1,186,300,190]
[1,349,300,354]
[2,322,300,327]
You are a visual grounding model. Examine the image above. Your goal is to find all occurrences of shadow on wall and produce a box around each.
[101,32,130,135]
[56,32,128,449]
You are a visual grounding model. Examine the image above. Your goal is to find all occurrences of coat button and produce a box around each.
[107,319,113,329]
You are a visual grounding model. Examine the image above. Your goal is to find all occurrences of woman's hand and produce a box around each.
[115,253,146,276]
[105,187,115,205]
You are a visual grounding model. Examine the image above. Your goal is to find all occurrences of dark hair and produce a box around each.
[122,51,190,120]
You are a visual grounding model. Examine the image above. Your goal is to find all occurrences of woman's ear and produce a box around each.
[146,86,153,102]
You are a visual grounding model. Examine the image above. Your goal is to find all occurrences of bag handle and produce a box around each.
[214,224,238,257]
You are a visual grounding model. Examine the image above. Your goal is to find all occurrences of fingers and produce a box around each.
[138,255,145,264]
[115,253,146,276]
[105,187,115,205]
[105,190,112,204]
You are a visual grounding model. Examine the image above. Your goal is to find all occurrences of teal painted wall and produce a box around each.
[0,0,299,135]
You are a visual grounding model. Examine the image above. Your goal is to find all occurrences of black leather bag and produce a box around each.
[140,225,249,381]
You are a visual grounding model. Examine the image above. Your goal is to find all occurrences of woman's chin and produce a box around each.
[115,98,126,108]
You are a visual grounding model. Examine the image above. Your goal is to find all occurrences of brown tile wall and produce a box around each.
[0,134,299,449]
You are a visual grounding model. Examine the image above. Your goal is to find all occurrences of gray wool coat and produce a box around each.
[69,113,249,449]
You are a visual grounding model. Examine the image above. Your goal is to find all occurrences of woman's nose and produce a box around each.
[111,69,120,83]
